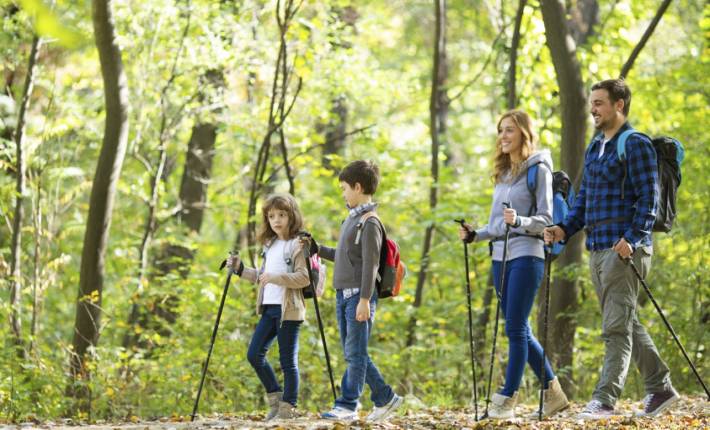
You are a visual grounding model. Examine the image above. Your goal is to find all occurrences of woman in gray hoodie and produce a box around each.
[458,110,569,419]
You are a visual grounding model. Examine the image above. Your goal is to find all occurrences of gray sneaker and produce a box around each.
[635,388,680,417]
[366,393,404,422]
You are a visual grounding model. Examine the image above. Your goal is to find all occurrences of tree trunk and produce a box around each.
[9,34,42,357]
[321,96,348,170]
[69,0,129,406]
[507,0,526,110]
[406,0,447,348]
[540,0,589,396]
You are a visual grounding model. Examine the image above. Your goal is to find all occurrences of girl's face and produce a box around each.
[267,208,291,240]
[497,116,523,156]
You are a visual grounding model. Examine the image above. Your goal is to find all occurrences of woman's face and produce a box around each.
[497,116,523,156]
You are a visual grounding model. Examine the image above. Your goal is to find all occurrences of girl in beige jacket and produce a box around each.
[228,193,309,420]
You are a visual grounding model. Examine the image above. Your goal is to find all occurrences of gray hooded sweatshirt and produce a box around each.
[474,150,553,261]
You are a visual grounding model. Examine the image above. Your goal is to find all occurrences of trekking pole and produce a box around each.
[454,218,479,421]
[299,232,338,402]
[539,244,553,420]
[483,202,512,419]
[623,256,710,400]
[191,251,237,421]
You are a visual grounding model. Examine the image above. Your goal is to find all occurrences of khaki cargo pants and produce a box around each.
[589,247,672,406]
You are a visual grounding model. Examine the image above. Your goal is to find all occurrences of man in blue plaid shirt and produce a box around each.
[544,79,678,419]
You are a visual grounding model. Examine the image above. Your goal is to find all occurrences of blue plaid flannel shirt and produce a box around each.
[561,122,658,251]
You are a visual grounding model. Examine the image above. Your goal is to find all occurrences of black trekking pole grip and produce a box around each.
[299,231,338,402]
[453,219,479,420]
[191,251,237,421]
[624,257,710,400]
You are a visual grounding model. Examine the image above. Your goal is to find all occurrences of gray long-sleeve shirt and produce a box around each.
[474,150,554,261]
[318,205,382,299]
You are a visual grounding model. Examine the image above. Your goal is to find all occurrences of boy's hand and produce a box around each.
[299,235,319,255]
[356,298,370,322]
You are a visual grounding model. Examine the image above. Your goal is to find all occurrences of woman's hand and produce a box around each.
[458,223,474,240]
[503,208,519,226]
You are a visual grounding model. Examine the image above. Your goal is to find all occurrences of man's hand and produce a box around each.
[613,238,634,259]
[356,298,370,322]
[543,226,566,245]
[503,208,518,226]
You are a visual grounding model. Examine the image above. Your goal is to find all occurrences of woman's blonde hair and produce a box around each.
[257,193,304,244]
[492,109,537,183]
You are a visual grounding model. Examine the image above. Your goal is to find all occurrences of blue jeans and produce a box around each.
[493,256,555,396]
[334,290,394,410]
[247,305,302,406]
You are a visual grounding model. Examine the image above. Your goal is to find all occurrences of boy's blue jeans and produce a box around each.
[492,256,555,397]
[334,290,394,410]
[247,305,302,406]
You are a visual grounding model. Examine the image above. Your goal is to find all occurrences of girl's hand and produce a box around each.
[503,208,518,226]
[258,272,275,287]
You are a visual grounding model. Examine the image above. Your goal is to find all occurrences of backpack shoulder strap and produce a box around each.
[526,161,551,216]
[616,129,637,161]
[282,238,296,271]
[355,211,385,245]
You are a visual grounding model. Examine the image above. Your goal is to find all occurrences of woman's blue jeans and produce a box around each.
[247,305,302,406]
[492,256,555,396]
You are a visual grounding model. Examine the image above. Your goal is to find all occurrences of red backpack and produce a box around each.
[355,212,407,298]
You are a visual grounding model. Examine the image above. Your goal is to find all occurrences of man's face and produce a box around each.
[590,88,623,130]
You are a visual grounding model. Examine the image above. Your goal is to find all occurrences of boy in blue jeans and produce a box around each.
[309,160,403,421]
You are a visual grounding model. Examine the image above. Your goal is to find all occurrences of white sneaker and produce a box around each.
[321,406,357,421]
[487,391,518,419]
[366,393,404,422]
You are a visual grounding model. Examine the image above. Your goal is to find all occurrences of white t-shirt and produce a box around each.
[598,138,610,159]
[261,239,293,305]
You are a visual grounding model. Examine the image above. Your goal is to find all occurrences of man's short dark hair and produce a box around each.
[339,160,380,195]
[591,79,631,116]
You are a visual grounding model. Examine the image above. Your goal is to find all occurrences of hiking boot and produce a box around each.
[265,391,282,421]
[635,387,680,417]
[528,377,569,418]
[321,406,358,421]
[366,393,404,422]
[577,399,618,420]
[487,391,518,419]
[274,401,298,419]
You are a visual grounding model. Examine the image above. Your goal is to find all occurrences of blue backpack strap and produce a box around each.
[526,163,540,216]
[616,129,637,161]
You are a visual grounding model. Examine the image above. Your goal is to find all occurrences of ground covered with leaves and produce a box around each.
[6,396,708,430]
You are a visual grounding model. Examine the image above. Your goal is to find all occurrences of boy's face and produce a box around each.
[267,208,290,239]
[590,89,624,130]
[340,181,362,208]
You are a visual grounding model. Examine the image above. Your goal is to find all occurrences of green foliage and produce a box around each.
[0,0,707,422]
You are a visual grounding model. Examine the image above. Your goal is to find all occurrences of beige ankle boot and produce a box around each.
[488,391,518,419]
[265,391,282,421]
[529,377,569,418]
[274,401,298,419]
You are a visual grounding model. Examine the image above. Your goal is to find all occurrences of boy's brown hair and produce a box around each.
[257,193,304,244]
[339,160,380,195]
